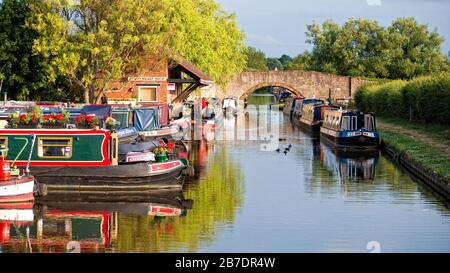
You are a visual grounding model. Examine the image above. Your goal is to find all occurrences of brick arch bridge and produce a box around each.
[205,70,369,102]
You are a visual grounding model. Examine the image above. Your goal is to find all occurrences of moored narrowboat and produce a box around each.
[320,109,380,150]
[298,103,336,132]
[293,98,324,118]
[0,128,187,191]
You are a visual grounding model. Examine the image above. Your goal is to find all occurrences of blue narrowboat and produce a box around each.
[320,109,380,150]
[298,103,337,131]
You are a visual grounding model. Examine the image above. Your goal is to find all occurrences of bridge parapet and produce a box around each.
[198,70,370,102]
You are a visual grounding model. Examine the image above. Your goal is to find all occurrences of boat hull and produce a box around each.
[0,176,35,203]
[320,128,380,151]
[29,161,186,192]
[298,118,321,132]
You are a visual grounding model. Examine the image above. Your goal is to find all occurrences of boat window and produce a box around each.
[38,138,72,159]
[342,116,350,131]
[365,115,373,131]
[0,137,7,156]
[351,116,358,130]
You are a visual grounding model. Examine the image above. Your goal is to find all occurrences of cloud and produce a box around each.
[367,0,382,6]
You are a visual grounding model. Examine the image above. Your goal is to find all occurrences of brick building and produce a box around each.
[102,55,213,106]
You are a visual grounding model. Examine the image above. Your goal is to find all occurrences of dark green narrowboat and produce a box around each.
[0,128,187,191]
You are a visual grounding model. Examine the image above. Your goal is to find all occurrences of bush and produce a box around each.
[355,73,450,124]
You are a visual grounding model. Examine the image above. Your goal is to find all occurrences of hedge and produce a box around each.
[355,73,450,124]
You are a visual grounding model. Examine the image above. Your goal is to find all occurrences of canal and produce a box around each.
[1,91,450,253]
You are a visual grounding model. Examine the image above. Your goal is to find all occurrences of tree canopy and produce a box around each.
[1,0,246,103]
[300,17,448,79]
[0,0,70,101]
[244,47,268,71]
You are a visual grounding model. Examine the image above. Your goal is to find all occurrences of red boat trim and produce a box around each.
[0,220,33,226]
[0,193,34,203]
[0,176,34,187]
[149,160,183,174]
[0,202,34,210]
[13,161,111,167]
[46,211,107,218]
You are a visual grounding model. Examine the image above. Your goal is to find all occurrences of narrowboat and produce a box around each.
[298,103,336,132]
[320,109,380,150]
[293,98,324,118]
[130,107,182,140]
[0,128,188,191]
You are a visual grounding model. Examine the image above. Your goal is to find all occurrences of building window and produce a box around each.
[38,137,72,159]
[0,137,8,156]
[138,85,159,102]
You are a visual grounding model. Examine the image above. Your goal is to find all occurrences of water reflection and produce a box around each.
[1,102,450,252]
[319,142,379,183]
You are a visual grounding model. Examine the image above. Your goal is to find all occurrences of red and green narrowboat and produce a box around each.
[0,128,188,191]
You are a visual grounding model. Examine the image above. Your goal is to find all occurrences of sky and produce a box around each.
[216,0,450,58]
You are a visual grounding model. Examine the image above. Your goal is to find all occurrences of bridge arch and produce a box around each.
[239,82,304,100]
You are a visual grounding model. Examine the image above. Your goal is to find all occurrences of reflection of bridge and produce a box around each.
[203,70,369,101]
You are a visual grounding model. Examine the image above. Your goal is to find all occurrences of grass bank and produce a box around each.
[380,128,450,182]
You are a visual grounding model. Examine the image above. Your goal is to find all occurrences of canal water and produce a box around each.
[1,92,450,253]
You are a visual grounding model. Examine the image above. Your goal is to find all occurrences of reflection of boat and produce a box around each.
[0,191,193,253]
[320,142,379,182]
[35,189,193,216]
[222,96,238,116]
[321,109,380,150]
[0,202,34,225]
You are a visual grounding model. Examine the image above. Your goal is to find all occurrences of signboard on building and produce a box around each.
[128,77,167,82]
[167,83,176,91]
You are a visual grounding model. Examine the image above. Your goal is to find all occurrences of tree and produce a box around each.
[244,47,268,71]
[305,17,447,79]
[285,51,312,70]
[30,0,246,103]
[386,17,445,79]
[278,54,293,69]
[266,57,283,70]
[0,0,59,100]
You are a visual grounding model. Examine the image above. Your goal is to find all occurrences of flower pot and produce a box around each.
[76,124,98,129]
[42,123,65,129]
[155,154,168,163]
[17,123,41,129]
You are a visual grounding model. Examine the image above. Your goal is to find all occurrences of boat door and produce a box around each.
[110,132,119,166]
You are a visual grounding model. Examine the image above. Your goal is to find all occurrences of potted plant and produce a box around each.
[75,114,99,129]
[42,110,69,128]
[153,140,175,163]
[104,116,118,130]
[7,112,20,128]
[8,107,42,128]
